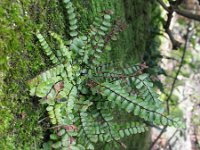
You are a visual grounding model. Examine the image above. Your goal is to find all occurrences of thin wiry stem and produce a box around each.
[149,23,193,150]
[165,22,193,114]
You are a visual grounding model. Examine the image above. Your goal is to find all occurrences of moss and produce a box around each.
[0,0,63,149]
[0,0,159,149]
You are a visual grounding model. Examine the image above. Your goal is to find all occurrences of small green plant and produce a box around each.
[28,0,183,149]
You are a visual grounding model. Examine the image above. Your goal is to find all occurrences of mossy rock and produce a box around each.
[0,0,160,149]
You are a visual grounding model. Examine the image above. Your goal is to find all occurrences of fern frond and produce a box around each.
[118,66,162,108]
[49,31,72,62]
[89,15,111,39]
[36,33,59,64]
[131,74,162,107]
[28,65,64,97]
[119,122,148,136]
[63,0,78,37]
[94,64,163,108]
[70,37,85,56]
[88,14,112,66]
[97,82,180,127]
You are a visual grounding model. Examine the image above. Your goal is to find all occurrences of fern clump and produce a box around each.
[28,0,183,149]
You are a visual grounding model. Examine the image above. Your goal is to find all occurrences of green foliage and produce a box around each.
[28,0,183,149]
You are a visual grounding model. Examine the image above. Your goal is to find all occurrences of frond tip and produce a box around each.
[63,0,78,37]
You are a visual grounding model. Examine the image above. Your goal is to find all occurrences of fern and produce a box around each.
[28,0,184,149]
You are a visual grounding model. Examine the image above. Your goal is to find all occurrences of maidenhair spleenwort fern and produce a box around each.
[28,0,184,149]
